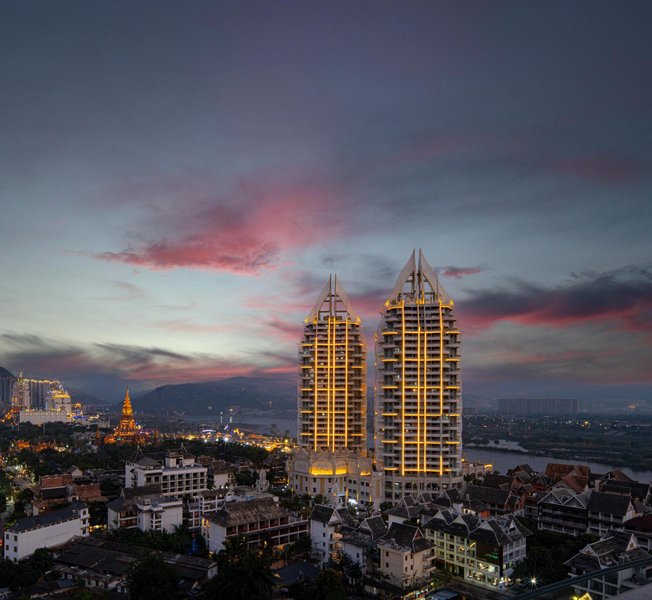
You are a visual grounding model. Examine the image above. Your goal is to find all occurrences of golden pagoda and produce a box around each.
[105,388,154,444]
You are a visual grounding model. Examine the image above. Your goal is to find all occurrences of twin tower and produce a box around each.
[288,250,462,506]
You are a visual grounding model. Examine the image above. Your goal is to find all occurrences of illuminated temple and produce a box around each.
[105,389,154,444]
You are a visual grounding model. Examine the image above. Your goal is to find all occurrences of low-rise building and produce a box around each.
[309,505,356,563]
[565,531,652,599]
[369,523,433,596]
[537,490,590,536]
[201,496,308,555]
[107,485,182,533]
[54,536,217,594]
[287,447,383,509]
[4,503,89,562]
[125,448,208,496]
[423,509,530,590]
[587,491,637,537]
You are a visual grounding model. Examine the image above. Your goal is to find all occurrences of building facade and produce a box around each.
[288,276,382,507]
[201,496,308,554]
[423,509,530,590]
[377,250,462,500]
[4,503,89,562]
[298,275,366,453]
[125,448,208,496]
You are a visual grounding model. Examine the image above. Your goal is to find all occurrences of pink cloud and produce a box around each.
[551,155,649,185]
[438,266,484,279]
[94,178,351,274]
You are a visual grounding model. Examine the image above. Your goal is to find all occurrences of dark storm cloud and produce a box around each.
[458,265,652,335]
[0,333,290,390]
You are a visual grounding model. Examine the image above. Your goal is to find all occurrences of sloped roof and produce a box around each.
[466,485,511,506]
[309,504,336,525]
[378,523,432,553]
[7,503,87,533]
[210,496,286,527]
[587,491,633,516]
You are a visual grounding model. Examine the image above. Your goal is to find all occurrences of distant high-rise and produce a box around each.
[298,275,366,453]
[376,250,462,500]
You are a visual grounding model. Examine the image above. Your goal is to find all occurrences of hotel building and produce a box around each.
[376,250,463,500]
[287,275,382,508]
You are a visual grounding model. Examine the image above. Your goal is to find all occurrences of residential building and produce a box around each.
[497,398,578,415]
[125,448,207,496]
[54,536,217,594]
[566,531,652,599]
[107,486,183,533]
[537,490,591,537]
[341,515,388,573]
[371,523,433,595]
[298,275,366,453]
[4,503,89,562]
[588,491,637,537]
[376,250,462,500]
[201,496,308,555]
[309,504,356,563]
[288,276,381,508]
[423,509,531,590]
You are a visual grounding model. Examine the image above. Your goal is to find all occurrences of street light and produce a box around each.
[530,577,537,587]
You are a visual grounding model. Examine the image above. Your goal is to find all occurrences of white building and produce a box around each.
[309,504,356,564]
[125,448,207,496]
[4,503,89,562]
[107,486,183,533]
[201,496,308,555]
[376,250,463,500]
[287,447,384,509]
[422,509,531,590]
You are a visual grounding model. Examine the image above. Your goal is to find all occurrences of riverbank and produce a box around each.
[464,447,652,482]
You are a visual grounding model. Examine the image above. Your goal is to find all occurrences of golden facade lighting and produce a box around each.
[376,249,462,499]
[298,275,366,453]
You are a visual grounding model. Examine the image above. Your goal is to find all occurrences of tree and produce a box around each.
[127,553,178,600]
[314,569,347,600]
[29,548,53,572]
[206,537,276,600]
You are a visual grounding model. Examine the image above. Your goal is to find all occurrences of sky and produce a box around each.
[1,1,651,403]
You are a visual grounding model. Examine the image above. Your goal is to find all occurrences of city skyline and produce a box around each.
[1,2,651,403]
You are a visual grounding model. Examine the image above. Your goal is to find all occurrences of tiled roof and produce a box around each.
[587,491,632,516]
[210,497,287,527]
[378,523,432,553]
[7,502,87,533]
[309,504,335,525]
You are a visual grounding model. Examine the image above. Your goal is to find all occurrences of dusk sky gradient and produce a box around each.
[1,1,651,402]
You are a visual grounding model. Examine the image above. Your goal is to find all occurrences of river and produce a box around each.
[464,447,652,482]
[185,414,652,482]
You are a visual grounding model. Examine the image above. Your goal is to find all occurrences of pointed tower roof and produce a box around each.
[121,388,134,417]
[305,274,360,322]
[386,248,452,304]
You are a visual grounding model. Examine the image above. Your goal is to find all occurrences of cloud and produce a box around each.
[458,264,652,336]
[92,175,354,274]
[0,332,291,393]
[437,266,485,279]
[550,155,650,185]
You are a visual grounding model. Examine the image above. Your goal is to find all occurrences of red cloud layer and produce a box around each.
[96,181,349,274]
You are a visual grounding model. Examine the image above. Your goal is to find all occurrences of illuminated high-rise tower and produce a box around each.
[298,275,366,453]
[376,250,462,500]
[289,276,383,509]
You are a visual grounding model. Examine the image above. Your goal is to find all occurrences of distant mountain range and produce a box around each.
[129,375,297,416]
